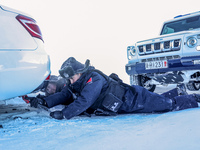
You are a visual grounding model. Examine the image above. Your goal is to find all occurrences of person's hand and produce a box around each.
[50,111,64,120]
[30,98,46,108]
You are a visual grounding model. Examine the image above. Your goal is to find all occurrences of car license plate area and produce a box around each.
[145,60,168,70]
[194,60,200,65]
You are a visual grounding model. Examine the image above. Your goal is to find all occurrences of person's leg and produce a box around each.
[176,83,188,95]
[161,84,188,99]
[119,85,174,113]
[131,85,174,113]
[172,94,198,111]
[161,88,179,99]
[120,85,198,114]
[193,94,200,103]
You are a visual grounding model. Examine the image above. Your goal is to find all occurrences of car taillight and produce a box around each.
[45,74,51,81]
[16,15,43,42]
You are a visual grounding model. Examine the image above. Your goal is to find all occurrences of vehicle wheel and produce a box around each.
[137,75,156,92]
[186,81,200,91]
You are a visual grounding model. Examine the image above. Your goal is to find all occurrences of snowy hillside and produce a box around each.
[1,85,200,150]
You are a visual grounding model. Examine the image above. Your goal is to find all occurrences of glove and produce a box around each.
[30,97,46,108]
[50,111,64,120]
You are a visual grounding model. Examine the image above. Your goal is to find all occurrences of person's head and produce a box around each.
[68,73,82,84]
[46,82,57,95]
[59,57,90,84]
[45,75,66,96]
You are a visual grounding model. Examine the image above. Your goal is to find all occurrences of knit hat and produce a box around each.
[47,75,59,83]
[59,57,90,79]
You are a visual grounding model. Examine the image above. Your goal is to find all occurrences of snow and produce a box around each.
[1,85,200,150]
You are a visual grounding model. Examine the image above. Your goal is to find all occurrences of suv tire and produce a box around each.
[137,75,156,92]
[186,81,200,91]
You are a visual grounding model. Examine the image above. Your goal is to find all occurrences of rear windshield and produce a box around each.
[161,15,200,35]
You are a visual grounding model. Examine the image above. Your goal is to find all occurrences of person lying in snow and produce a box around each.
[22,75,66,104]
[30,57,200,120]
[39,75,66,97]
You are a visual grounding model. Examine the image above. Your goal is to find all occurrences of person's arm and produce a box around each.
[62,74,104,119]
[44,85,72,108]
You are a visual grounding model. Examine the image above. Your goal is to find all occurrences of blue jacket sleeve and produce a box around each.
[62,74,104,119]
[44,85,72,108]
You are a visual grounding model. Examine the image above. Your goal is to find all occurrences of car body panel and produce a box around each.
[0,6,37,50]
[0,5,51,100]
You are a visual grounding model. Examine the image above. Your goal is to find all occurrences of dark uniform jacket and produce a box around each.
[44,67,109,119]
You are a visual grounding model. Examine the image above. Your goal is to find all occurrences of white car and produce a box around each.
[0,5,51,100]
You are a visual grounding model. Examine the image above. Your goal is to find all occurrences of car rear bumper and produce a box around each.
[0,49,51,100]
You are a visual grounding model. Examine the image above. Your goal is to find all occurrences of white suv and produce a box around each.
[0,5,50,100]
[126,11,200,92]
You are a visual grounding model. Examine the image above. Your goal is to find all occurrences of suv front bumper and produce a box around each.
[126,56,200,75]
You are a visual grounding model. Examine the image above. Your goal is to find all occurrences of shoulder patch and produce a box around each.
[86,77,92,84]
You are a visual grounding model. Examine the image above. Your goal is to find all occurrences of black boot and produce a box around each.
[177,83,188,95]
[192,94,200,103]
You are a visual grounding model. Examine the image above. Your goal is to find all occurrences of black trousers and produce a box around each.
[118,86,198,113]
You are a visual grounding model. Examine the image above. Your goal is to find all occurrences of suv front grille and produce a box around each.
[141,55,180,63]
[138,39,181,55]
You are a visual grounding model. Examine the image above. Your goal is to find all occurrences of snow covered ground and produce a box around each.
[1,85,200,150]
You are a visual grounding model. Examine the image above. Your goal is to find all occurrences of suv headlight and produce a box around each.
[127,46,136,60]
[187,37,197,48]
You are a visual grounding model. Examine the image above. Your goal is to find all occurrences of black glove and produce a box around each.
[30,97,46,108]
[50,111,64,120]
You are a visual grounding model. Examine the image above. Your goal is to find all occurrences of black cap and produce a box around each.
[59,57,90,79]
